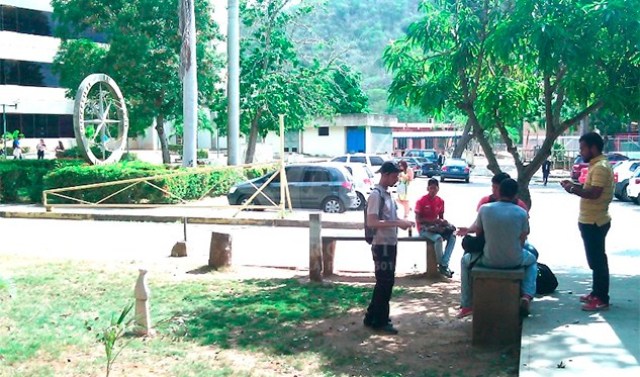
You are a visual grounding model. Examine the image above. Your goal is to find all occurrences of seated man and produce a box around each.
[459,172,529,253]
[456,178,537,318]
[414,178,456,278]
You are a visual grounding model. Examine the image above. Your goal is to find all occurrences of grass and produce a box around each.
[0,261,374,376]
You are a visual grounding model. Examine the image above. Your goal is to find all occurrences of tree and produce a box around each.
[212,0,368,163]
[385,0,640,207]
[52,0,224,164]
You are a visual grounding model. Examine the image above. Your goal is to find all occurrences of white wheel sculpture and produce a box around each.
[73,74,129,165]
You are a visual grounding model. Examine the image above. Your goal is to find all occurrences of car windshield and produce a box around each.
[369,156,385,166]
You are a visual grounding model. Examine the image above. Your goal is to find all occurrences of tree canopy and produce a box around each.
[52,0,224,163]
[384,0,640,207]
[212,0,369,163]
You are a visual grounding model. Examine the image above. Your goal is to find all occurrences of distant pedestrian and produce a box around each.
[541,158,552,186]
[438,151,445,167]
[36,139,47,160]
[11,137,22,159]
[364,161,414,335]
[396,160,414,219]
[560,132,614,311]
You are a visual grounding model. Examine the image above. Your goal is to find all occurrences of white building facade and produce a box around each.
[0,0,77,150]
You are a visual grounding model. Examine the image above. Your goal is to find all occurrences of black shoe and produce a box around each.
[372,323,399,335]
[438,265,454,278]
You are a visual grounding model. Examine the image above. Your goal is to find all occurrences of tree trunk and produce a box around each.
[452,120,473,158]
[465,109,501,175]
[244,109,263,164]
[155,115,171,164]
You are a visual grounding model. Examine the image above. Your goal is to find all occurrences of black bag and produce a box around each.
[462,234,485,254]
[536,263,558,295]
[364,188,384,245]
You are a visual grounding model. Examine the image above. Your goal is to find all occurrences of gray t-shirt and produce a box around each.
[476,201,529,267]
[367,185,398,245]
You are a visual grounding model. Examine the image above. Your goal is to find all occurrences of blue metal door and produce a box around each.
[346,127,366,153]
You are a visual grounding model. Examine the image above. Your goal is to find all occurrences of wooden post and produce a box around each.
[209,232,232,269]
[309,213,323,282]
[322,239,336,277]
[425,241,439,278]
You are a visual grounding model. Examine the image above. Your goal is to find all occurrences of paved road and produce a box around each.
[1,176,637,277]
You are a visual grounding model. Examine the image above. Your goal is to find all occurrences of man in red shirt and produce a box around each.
[415,178,456,277]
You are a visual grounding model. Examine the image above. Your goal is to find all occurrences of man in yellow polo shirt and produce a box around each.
[561,132,614,311]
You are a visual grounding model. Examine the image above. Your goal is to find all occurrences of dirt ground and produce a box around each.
[1,249,519,377]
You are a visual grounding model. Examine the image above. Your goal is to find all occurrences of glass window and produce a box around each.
[369,156,385,166]
[318,127,329,136]
[59,115,74,137]
[304,169,330,183]
[350,156,366,164]
[332,156,347,162]
[1,5,18,32]
[285,167,304,183]
[0,60,60,87]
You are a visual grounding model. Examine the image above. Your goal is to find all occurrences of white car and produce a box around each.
[330,153,388,170]
[342,163,375,210]
[613,160,640,201]
[626,166,640,205]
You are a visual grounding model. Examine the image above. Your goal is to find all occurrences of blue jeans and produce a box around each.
[579,222,611,304]
[420,230,456,268]
[459,249,538,308]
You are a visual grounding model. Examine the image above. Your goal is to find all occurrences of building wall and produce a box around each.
[302,126,346,157]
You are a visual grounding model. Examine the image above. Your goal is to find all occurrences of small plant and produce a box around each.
[98,303,134,377]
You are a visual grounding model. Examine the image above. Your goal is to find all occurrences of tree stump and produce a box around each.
[170,241,188,257]
[209,232,232,269]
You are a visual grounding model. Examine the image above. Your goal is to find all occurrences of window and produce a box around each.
[332,156,347,162]
[285,167,304,183]
[0,60,61,88]
[369,156,385,166]
[318,127,329,136]
[304,169,330,183]
[0,113,73,138]
[350,156,366,164]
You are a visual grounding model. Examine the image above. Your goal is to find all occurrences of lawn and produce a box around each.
[0,257,518,377]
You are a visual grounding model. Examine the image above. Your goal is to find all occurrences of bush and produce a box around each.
[0,160,86,203]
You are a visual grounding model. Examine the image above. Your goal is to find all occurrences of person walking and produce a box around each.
[396,160,414,219]
[36,139,47,160]
[542,158,552,186]
[11,136,22,159]
[364,161,414,334]
[560,132,614,311]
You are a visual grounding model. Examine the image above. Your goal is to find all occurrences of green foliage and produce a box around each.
[212,0,369,162]
[51,0,225,153]
[41,162,262,205]
[0,160,86,203]
[98,303,134,377]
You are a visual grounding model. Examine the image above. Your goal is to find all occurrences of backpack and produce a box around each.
[536,263,558,295]
[364,188,384,245]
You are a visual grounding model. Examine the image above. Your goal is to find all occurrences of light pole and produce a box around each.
[1,102,18,159]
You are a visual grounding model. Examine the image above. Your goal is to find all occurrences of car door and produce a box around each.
[300,167,332,208]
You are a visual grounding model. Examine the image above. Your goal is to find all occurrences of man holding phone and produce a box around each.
[560,132,614,311]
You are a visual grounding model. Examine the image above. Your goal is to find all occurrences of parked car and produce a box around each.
[402,149,440,177]
[343,163,375,210]
[613,160,640,201]
[626,166,640,205]
[227,163,357,213]
[330,153,388,169]
[572,152,630,181]
[440,158,471,183]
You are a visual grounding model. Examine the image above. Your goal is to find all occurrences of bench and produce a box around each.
[471,266,525,346]
[308,214,437,282]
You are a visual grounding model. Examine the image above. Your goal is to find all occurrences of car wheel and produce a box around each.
[620,183,630,202]
[355,192,366,210]
[322,197,345,213]
[237,195,250,206]
[440,176,445,182]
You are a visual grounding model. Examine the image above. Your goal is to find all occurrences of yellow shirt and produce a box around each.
[579,155,613,225]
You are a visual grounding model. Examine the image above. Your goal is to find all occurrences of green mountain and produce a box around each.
[294,0,427,120]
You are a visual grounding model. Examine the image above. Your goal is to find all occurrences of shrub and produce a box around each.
[0,160,86,203]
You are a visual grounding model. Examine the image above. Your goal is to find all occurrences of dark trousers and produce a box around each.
[579,222,611,303]
[543,172,550,185]
[364,244,397,327]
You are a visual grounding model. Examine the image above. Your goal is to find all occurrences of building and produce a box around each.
[392,121,462,154]
[0,0,77,150]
